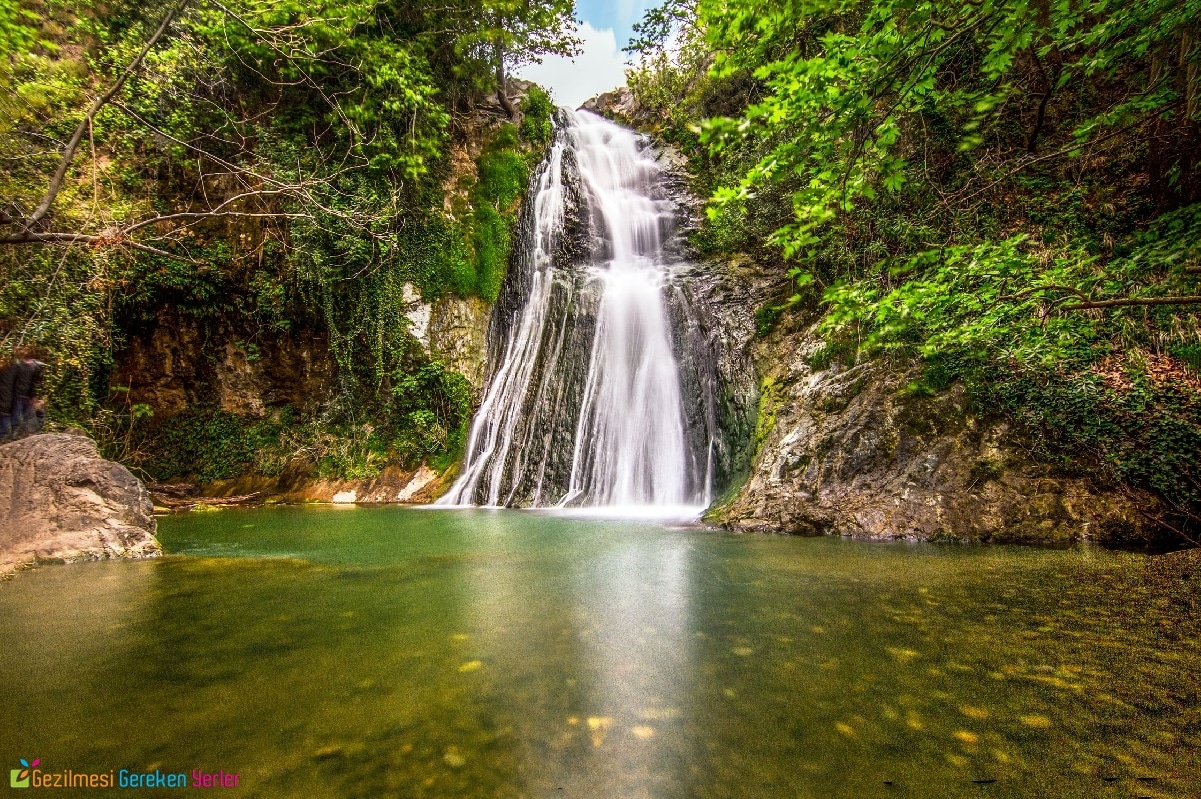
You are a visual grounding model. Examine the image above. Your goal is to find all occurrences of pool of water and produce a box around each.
[0,506,1197,797]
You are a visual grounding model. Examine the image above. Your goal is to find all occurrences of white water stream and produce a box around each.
[439,110,707,512]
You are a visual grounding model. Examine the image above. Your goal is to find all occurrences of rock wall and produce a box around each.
[429,294,492,394]
[117,307,334,419]
[0,434,160,575]
[710,319,1163,547]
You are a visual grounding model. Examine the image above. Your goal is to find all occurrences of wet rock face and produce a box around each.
[713,321,1163,546]
[651,141,771,499]
[0,433,160,575]
[460,116,762,506]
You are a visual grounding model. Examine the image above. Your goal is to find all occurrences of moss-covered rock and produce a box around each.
[712,317,1165,547]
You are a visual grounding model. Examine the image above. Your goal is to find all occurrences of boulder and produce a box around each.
[580,87,648,126]
[0,433,160,575]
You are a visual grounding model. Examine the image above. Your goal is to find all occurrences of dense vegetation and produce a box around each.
[629,0,1201,538]
[0,0,568,480]
[4,0,1199,539]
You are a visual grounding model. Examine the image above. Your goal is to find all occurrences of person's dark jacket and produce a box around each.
[0,363,14,416]
[12,359,43,401]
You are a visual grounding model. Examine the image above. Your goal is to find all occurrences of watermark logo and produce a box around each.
[7,758,240,790]
[11,759,38,788]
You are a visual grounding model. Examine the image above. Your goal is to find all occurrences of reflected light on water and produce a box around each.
[0,506,1197,799]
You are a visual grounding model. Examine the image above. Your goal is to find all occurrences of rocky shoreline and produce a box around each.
[150,463,450,511]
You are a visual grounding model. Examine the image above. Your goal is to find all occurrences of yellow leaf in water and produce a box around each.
[451,633,469,642]
[631,725,655,740]
[587,717,612,747]
[959,706,989,720]
[953,730,979,744]
[458,660,483,673]
[945,754,968,768]
[638,707,681,721]
[886,647,920,661]
[1020,715,1052,728]
[835,722,856,737]
[566,716,579,726]
[732,647,754,657]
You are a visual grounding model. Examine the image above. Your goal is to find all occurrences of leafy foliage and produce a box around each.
[630,0,1201,531]
[1,0,562,480]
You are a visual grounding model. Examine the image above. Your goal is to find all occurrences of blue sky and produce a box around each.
[575,0,655,51]
[514,0,656,108]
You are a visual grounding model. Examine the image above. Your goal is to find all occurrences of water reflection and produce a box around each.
[0,507,1196,799]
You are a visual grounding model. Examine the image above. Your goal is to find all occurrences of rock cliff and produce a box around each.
[0,434,160,575]
[709,319,1164,546]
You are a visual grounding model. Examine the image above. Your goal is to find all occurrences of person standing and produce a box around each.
[11,348,45,436]
[0,354,14,440]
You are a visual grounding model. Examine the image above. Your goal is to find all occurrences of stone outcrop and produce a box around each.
[429,294,492,394]
[117,307,334,419]
[711,320,1164,546]
[0,434,160,575]
[580,87,648,126]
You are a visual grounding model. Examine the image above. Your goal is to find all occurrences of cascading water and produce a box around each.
[439,109,718,512]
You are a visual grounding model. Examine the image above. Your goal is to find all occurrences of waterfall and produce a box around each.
[439,110,716,511]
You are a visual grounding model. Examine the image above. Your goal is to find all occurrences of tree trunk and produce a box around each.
[495,39,516,119]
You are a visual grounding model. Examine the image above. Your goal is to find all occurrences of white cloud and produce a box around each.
[514,22,630,109]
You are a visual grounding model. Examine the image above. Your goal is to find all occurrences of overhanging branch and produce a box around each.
[21,1,189,230]
[1061,295,1201,310]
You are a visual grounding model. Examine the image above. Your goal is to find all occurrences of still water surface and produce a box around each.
[0,506,1197,797]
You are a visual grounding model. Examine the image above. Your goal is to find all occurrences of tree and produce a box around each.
[0,0,456,262]
[427,0,579,118]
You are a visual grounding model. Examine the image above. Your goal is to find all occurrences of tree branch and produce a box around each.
[23,1,188,230]
[3,231,193,261]
[998,283,1091,303]
[1060,295,1201,310]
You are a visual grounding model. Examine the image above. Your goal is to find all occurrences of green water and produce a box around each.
[0,507,1197,798]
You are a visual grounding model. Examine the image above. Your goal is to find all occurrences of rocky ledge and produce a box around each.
[154,463,449,510]
[711,320,1167,548]
[0,433,160,576]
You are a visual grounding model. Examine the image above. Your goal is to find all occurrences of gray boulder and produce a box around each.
[0,433,160,575]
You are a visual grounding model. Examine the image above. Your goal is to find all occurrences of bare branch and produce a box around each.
[3,231,194,261]
[1060,295,1201,310]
